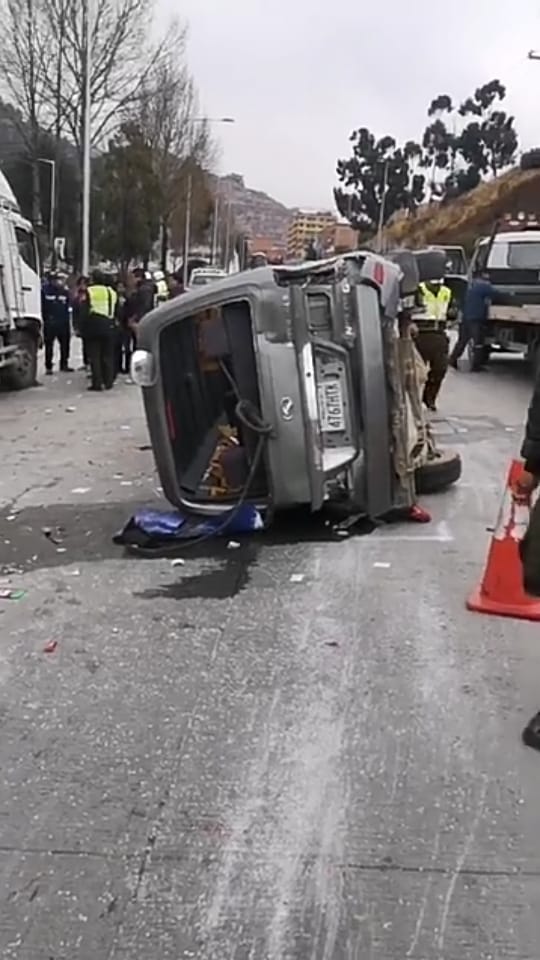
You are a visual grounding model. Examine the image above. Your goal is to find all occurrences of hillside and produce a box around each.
[218,173,293,243]
[385,167,540,250]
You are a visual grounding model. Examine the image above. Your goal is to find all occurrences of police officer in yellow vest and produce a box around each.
[413,278,455,412]
[153,271,169,305]
[84,270,118,391]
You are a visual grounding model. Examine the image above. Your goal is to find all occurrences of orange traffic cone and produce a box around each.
[467,459,540,621]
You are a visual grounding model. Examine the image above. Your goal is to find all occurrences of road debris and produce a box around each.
[171,558,185,567]
[0,589,26,600]
[373,562,391,569]
[227,540,241,550]
[290,573,305,583]
[71,487,91,494]
[43,640,58,654]
[42,527,63,545]
[65,406,77,413]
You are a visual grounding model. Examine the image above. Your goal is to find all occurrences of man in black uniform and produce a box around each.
[41,272,72,374]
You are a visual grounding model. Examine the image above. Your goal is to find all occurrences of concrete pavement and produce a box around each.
[0,353,539,959]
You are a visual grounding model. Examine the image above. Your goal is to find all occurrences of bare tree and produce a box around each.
[133,28,216,265]
[0,0,53,222]
[41,0,180,164]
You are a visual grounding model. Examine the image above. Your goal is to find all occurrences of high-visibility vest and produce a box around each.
[418,282,451,322]
[87,284,118,319]
[156,279,169,302]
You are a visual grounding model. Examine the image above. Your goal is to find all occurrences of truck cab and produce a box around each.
[0,170,42,390]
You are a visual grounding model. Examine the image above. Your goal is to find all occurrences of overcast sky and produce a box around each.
[160,0,540,210]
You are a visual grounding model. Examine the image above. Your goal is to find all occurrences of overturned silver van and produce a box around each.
[131,251,461,519]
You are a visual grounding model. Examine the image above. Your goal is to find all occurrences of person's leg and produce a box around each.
[426,331,449,408]
[59,322,71,370]
[86,338,103,390]
[102,329,115,390]
[449,317,471,365]
[44,325,54,373]
[415,331,440,410]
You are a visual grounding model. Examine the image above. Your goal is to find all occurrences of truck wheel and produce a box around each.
[415,449,462,495]
[3,331,37,390]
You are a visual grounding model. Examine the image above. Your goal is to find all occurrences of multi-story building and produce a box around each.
[287,209,337,260]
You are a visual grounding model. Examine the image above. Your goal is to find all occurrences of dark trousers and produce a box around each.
[44,320,70,371]
[116,328,136,375]
[415,329,449,408]
[86,329,115,390]
[450,319,483,363]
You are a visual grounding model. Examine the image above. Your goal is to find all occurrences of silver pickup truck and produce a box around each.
[131,250,461,520]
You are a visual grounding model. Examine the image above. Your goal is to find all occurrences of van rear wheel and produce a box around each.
[3,331,37,390]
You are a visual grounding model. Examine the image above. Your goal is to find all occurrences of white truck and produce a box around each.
[469,224,540,371]
[0,170,42,389]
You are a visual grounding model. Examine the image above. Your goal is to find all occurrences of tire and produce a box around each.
[521,149,540,171]
[414,449,462,495]
[3,331,38,390]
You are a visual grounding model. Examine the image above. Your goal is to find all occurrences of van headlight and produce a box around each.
[130,349,155,387]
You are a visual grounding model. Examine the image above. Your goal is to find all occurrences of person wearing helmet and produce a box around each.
[153,270,169,305]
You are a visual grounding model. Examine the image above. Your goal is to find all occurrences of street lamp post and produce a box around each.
[182,116,235,288]
[81,0,93,276]
[376,158,390,254]
[38,158,56,256]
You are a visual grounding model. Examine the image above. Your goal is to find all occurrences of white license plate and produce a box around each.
[318,377,345,432]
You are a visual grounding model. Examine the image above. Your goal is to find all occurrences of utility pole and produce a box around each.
[81,0,92,276]
[211,191,220,266]
[38,159,56,257]
[376,159,389,254]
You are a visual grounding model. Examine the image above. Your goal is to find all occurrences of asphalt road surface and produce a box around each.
[1,349,540,959]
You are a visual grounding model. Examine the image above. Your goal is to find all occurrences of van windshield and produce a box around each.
[507,242,540,270]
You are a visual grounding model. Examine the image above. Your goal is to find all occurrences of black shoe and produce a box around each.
[60,365,74,373]
[88,385,102,392]
[45,368,53,376]
[449,357,458,370]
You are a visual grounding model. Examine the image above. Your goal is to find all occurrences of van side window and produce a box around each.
[15,227,37,272]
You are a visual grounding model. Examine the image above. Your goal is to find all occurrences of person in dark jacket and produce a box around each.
[71,276,90,371]
[517,372,540,500]
[449,271,513,369]
[125,269,157,344]
[42,272,72,374]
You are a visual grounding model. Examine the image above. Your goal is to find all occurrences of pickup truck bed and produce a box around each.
[490,304,540,325]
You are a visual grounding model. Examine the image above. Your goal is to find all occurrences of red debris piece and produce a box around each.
[43,640,58,654]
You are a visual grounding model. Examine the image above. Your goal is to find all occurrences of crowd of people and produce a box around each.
[40,268,184,391]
